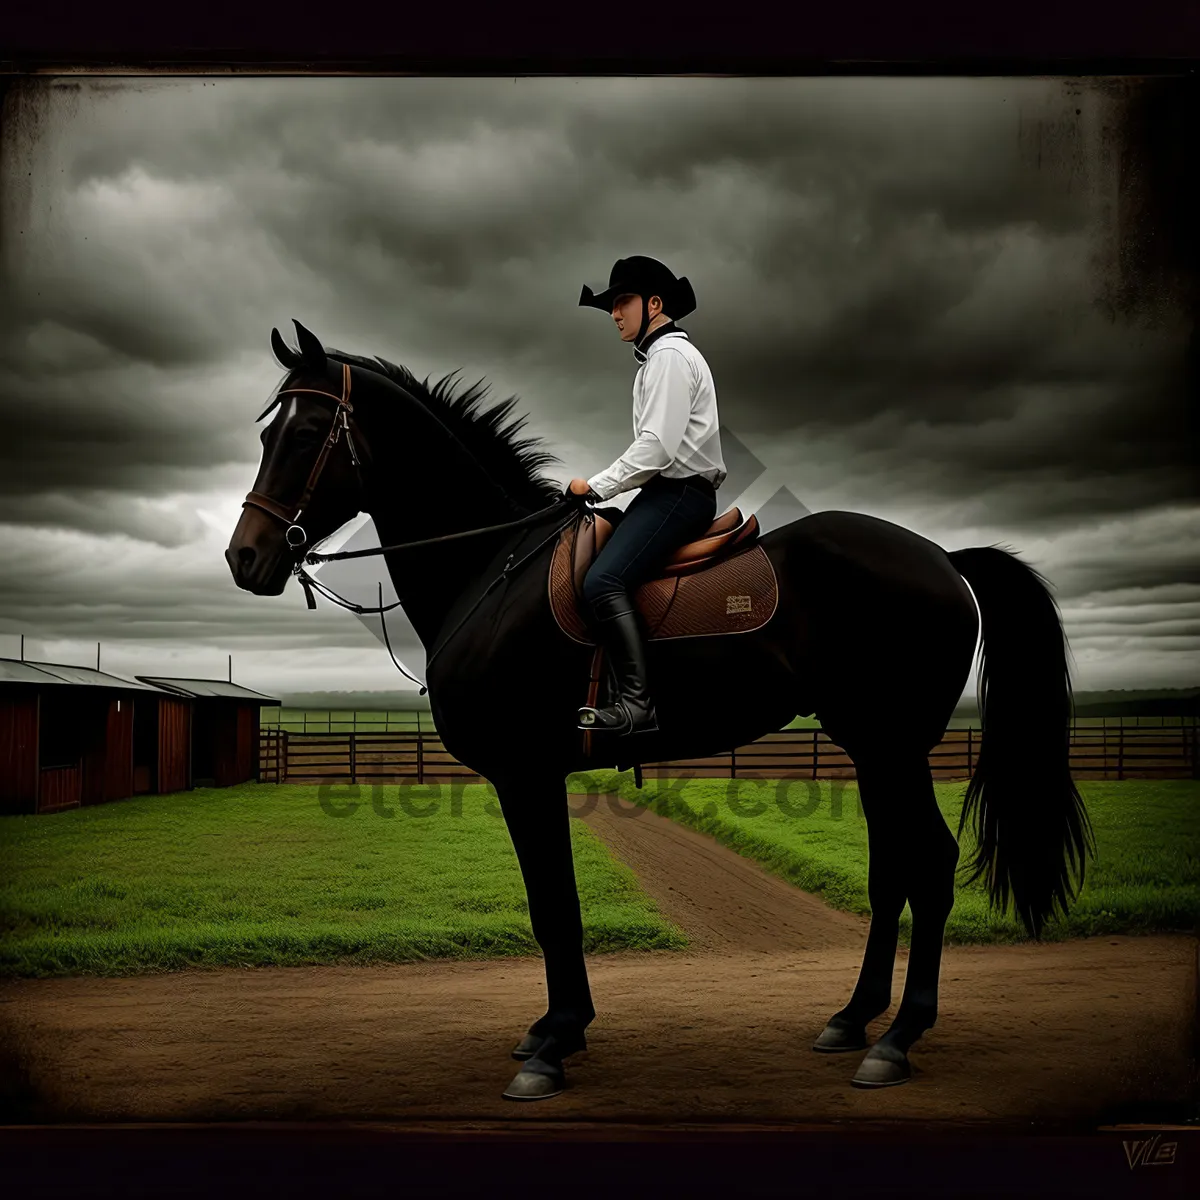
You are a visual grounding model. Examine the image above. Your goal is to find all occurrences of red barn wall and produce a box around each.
[157,696,192,795]
[39,765,81,814]
[103,696,134,803]
[236,703,257,784]
[132,696,158,794]
[0,693,39,815]
[80,693,113,807]
[213,701,239,787]
[208,701,260,787]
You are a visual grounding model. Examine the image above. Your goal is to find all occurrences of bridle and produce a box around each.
[243,361,363,551]
[240,358,586,692]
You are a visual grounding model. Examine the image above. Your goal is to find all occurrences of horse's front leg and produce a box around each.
[491,770,595,1100]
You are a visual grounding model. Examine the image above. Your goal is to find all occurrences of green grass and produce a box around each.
[576,771,1200,945]
[7,773,1192,979]
[0,782,686,978]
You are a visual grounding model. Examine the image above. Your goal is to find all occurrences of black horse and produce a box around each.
[226,321,1094,1099]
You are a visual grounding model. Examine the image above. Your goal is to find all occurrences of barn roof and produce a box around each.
[0,658,170,693]
[135,677,281,704]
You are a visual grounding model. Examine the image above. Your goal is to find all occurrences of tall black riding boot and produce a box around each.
[577,591,660,736]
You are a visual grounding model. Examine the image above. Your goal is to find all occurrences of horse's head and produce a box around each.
[226,320,371,595]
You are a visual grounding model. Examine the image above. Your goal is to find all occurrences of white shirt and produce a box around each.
[586,326,727,502]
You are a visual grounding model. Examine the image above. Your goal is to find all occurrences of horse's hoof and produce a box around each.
[813,1018,868,1053]
[502,1060,565,1101]
[851,1045,912,1088]
[511,1032,545,1061]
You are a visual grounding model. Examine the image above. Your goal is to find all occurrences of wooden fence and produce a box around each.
[259,723,1199,785]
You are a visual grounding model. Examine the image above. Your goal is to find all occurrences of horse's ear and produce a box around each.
[292,319,327,369]
[271,327,300,368]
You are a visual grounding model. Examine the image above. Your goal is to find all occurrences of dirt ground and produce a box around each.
[0,797,1195,1128]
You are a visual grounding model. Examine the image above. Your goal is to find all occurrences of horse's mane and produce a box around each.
[325,348,564,512]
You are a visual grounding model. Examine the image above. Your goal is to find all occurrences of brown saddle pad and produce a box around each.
[548,510,779,645]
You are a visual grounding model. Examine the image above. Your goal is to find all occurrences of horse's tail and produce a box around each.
[947,546,1095,939]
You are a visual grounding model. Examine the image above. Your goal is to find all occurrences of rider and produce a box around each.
[568,256,727,737]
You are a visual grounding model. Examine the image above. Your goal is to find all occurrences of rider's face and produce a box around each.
[611,293,662,342]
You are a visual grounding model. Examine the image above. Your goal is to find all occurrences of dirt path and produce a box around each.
[576,795,868,954]
[0,797,1195,1127]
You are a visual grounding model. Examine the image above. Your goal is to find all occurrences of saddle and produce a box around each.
[548,504,780,758]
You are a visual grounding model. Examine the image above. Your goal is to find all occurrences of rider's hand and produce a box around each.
[563,478,599,504]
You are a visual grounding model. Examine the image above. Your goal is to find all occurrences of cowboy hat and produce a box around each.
[578,256,697,319]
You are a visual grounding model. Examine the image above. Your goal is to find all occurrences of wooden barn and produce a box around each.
[136,678,280,788]
[0,658,187,816]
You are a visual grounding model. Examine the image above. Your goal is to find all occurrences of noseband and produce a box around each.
[242,361,363,549]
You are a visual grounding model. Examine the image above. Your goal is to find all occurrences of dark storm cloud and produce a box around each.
[0,354,257,501]
[4,77,1191,508]
[1,76,1194,692]
[0,491,206,547]
[1049,516,1200,600]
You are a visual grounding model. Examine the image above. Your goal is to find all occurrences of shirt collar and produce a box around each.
[633,321,688,363]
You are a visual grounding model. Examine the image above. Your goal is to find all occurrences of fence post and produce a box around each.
[730,747,737,779]
[349,731,357,784]
[1117,724,1124,781]
[282,730,289,783]
[417,730,424,785]
[812,729,818,780]
[966,726,973,776]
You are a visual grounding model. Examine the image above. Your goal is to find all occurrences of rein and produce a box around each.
[242,361,588,693]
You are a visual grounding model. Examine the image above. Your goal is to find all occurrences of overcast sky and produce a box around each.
[1,76,1195,700]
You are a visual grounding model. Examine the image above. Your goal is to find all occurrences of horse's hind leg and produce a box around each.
[820,749,960,1088]
[813,752,908,1056]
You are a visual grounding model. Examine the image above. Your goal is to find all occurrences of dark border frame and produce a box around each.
[1,4,1198,1196]
[4,4,1200,71]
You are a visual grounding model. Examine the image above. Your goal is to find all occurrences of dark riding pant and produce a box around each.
[581,474,718,609]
